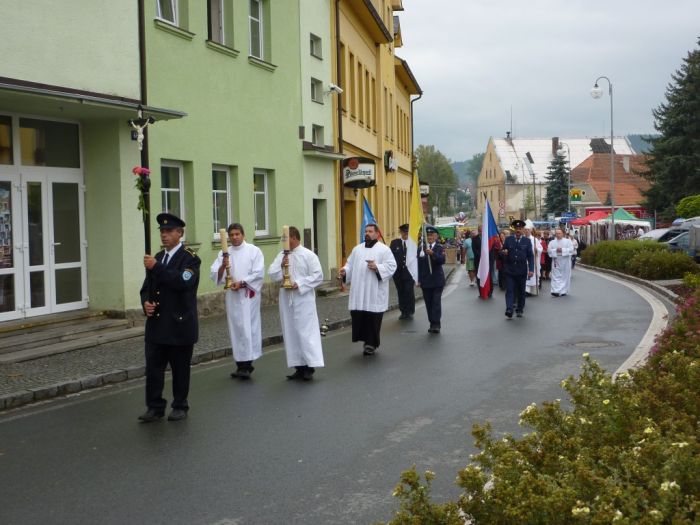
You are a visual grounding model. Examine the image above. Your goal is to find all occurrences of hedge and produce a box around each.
[385,287,700,525]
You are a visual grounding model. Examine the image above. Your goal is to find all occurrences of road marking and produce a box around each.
[577,267,669,376]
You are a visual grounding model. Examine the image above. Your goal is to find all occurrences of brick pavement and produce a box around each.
[0,269,456,410]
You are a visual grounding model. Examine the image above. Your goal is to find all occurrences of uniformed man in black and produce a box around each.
[501,219,534,319]
[418,226,446,333]
[138,213,200,422]
[390,224,415,320]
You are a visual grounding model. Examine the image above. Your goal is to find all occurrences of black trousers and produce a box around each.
[393,277,415,316]
[145,342,194,412]
[422,286,443,327]
[505,273,527,313]
[351,310,384,348]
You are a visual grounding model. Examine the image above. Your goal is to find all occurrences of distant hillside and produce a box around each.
[451,161,470,185]
[451,152,484,188]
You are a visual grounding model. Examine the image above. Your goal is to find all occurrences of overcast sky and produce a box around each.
[397,0,700,161]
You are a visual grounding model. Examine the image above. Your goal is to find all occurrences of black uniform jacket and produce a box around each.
[417,242,446,288]
[390,238,413,281]
[502,235,534,276]
[140,246,201,346]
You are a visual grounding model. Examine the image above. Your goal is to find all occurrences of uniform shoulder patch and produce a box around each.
[182,269,194,281]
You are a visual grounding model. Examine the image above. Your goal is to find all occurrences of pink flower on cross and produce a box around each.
[132,166,151,176]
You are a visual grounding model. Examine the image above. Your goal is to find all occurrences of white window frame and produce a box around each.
[253,170,268,237]
[160,161,184,223]
[212,165,231,241]
[156,0,178,25]
[312,125,324,147]
[209,0,225,44]
[311,78,323,104]
[249,0,264,59]
[310,33,322,59]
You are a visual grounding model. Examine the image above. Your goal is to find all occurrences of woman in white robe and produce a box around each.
[268,232,324,380]
[524,226,542,295]
[547,230,575,296]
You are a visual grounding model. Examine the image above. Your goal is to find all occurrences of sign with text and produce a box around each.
[342,157,376,189]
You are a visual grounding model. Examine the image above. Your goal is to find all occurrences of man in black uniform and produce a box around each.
[418,226,446,333]
[501,219,534,319]
[138,213,200,423]
[390,224,415,320]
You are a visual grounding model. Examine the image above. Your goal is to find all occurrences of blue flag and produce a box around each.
[360,197,383,242]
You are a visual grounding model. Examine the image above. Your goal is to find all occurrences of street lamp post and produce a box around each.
[558,141,571,214]
[591,76,615,239]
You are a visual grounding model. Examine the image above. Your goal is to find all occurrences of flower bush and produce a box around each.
[385,286,700,525]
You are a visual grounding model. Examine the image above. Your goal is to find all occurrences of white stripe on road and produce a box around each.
[577,267,669,376]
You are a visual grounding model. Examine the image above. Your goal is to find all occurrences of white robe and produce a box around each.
[268,246,325,368]
[343,241,397,312]
[525,234,543,295]
[210,241,265,362]
[547,238,574,295]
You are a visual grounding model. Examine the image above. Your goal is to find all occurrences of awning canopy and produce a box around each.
[570,210,609,225]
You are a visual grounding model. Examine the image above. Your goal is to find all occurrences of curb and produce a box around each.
[577,263,679,303]
[0,267,455,412]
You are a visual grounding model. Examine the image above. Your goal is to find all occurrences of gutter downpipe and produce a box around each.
[410,92,423,178]
[335,0,346,262]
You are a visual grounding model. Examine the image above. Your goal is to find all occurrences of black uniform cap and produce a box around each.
[157,212,186,230]
[425,225,439,234]
[511,219,526,228]
[399,223,409,232]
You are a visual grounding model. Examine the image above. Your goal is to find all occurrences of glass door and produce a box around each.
[0,173,23,321]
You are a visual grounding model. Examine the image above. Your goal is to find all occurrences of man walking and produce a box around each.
[211,223,264,379]
[390,224,415,320]
[268,226,324,381]
[500,219,534,319]
[139,213,200,423]
[418,226,445,333]
[548,228,575,297]
[339,223,397,355]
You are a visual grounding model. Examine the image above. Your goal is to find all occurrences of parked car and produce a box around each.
[667,230,700,262]
[637,228,669,241]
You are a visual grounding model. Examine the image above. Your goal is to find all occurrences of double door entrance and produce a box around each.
[0,115,86,321]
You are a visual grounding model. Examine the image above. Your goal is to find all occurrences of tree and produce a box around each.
[544,153,569,216]
[415,145,458,217]
[642,38,700,220]
[676,194,700,218]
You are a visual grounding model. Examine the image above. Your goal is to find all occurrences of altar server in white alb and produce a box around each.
[523,221,543,296]
[211,223,264,379]
[268,226,324,381]
[547,228,575,297]
[339,223,397,356]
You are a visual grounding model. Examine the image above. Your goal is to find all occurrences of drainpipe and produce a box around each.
[410,92,422,172]
[335,0,345,262]
[137,0,151,254]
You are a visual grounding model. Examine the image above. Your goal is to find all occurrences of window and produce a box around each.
[311,78,323,103]
[161,162,184,220]
[365,70,370,128]
[208,0,225,44]
[310,33,322,59]
[312,125,324,147]
[0,115,12,165]
[212,166,231,239]
[357,63,364,124]
[253,170,268,236]
[156,0,178,25]
[339,43,347,112]
[349,52,356,118]
[249,0,263,59]
[371,77,377,131]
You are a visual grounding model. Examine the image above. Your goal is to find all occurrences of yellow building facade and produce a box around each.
[332,0,421,264]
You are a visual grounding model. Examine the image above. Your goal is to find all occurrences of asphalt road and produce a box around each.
[0,269,655,525]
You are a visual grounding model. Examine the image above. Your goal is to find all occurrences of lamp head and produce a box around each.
[590,84,603,99]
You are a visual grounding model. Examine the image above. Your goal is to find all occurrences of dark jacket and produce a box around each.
[501,235,534,276]
[472,234,482,268]
[390,237,413,281]
[140,246,201,346]
[418,242,446,288]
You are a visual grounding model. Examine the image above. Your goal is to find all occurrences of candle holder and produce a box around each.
[282,250,293,289]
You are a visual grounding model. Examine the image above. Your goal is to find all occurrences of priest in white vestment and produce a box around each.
[268,226,324,381]
[339,223,396,355]
[211,223,265,379]
[524,223,542,296]
[547,228,575,297]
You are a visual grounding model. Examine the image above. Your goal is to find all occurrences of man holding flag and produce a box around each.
[476,200,500,300]
[500,219,534,319]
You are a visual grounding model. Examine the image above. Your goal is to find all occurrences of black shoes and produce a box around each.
[363,345,376,356]
[551,292,560,297]
[399,313,413,320]
[516,311,523,318]
[286,367,305,380]
[505,310,513,319]
[287,366,316,381]
[302,367,315,381]
[138,409,164,423]
[231,364,255,380]
[167,408,188,421]
[428,324,441,333]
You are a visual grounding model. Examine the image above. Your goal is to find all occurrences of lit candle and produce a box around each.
[282,225,290,251]
[219,228,228,252]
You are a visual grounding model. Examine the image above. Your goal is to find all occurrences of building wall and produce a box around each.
[0,0,140,99]
[144,0,304,296]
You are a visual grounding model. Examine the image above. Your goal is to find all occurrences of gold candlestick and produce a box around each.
[281,225,293,289]
[219,228,234,290]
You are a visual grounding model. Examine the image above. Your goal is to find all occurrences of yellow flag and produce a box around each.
[406,171,423,282]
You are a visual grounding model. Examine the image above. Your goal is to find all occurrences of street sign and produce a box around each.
[562,212,576,218]
[499,200,505,208]
[498,209,505,217]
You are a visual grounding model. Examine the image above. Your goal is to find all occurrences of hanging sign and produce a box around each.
[343,157,376,189]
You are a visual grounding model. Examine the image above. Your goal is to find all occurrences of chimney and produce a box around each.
[552,137,559,157]
[623,156,630,173]
[505,131,512,144]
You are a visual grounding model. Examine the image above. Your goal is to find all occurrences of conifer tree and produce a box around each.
[544,153,569,216]
[642,38,700,219]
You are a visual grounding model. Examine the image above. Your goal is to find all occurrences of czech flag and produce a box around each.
[476,199,499,299]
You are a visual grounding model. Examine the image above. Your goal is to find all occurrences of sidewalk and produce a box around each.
[0,267,456,410]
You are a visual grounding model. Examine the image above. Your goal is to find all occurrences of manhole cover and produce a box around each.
[566,341,622,348]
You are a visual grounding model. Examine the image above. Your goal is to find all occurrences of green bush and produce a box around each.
[385,288,700,525]
[583,240,666,272]
[676,194,700,218]
[627,250,700,280]
[683,272,700,289]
